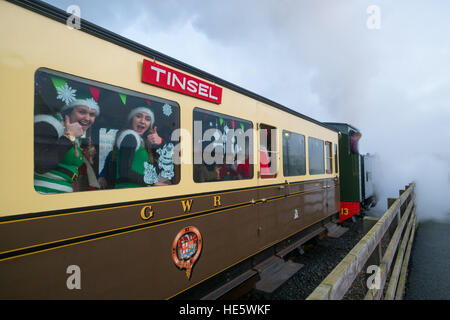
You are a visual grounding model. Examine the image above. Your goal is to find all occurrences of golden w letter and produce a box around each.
[181,199,193,213]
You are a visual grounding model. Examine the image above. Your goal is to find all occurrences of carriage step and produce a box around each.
[275,226,326,258]
[252,256,304,293]
[201,269,258,300]
[324,222,349,238]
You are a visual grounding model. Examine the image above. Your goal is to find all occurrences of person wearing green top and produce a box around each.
[114,106,173,189]
[34,86,100,194]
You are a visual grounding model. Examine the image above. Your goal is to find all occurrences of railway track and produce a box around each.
[238,215,366,300]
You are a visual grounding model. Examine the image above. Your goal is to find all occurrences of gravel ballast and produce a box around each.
[241,215,368,300]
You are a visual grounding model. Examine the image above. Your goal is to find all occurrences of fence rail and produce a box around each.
[307,183,417,300]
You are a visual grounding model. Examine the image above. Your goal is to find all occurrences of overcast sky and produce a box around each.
[44,0,450,221]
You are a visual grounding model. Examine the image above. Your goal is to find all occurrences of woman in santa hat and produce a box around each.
[113,105,172,189]
[34,86,100,194]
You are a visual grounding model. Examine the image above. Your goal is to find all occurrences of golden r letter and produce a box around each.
[213,196,221,207]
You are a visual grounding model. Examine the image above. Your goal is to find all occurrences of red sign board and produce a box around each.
[142,59,222,104]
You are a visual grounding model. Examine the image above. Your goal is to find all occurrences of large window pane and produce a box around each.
[308,137,324,175]
[34,68,180,194]
[193,108,253,182]
[282,130,306,176]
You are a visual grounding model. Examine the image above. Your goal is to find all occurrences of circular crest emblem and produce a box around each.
[172,226,203,279]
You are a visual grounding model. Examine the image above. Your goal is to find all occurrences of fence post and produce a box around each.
[384,208,415,299]
[363,217,382,266]
[387,197,398,241]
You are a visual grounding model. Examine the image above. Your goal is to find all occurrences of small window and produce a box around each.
[34,68,180,194]
[334,143,339,174]
[325,141,333,174]
[308,137,325,175]
[193,108,253,182]
[282,130,306,176]
[259,124,277,179]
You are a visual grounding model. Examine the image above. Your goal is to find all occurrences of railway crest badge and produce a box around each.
[172,226,203,279]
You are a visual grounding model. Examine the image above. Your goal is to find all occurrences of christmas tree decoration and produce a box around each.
[143,162,158,185]
[157,143,175,180]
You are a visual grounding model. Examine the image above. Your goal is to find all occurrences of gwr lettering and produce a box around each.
[181,199,194,213]
[140,206,153,220]
[213,195,221,207]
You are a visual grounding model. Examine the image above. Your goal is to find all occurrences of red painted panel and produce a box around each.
[339,201,360,222]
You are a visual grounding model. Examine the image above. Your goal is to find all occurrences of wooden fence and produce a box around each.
[307,183,417,300]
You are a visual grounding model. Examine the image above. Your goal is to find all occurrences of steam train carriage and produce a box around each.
[0,0,355,299]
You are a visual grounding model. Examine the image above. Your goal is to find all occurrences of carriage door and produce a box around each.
[325,141,338,215]
[258,124,277,180]
[256,124,282,246]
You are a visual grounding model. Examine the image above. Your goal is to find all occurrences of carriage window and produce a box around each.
[308,137,325,175]
[325,141,333,174]
[259,124,277,179]
[193,108,253,182]
[34,68,180,194]
[334,143,339,174]
[282,130,306,176]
